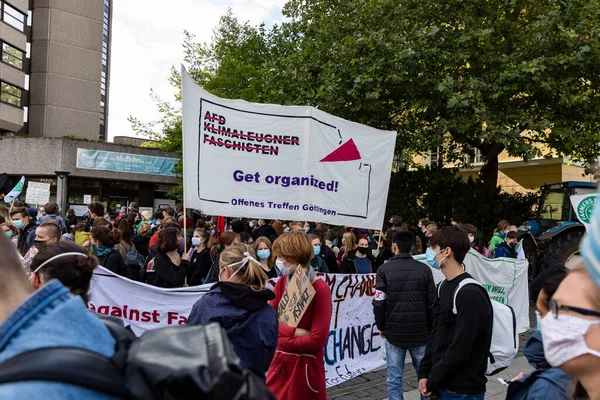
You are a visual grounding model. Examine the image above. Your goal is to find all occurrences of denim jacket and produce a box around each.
[0,280,118,400]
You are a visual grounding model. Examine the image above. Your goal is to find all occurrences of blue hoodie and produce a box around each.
[506,331,573,400]
[0,280,117,399]
[187,282,278,379]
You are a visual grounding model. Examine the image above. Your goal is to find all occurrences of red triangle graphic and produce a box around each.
[320,139,362,162]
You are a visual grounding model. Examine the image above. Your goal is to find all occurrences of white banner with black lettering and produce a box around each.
[181,67,397,229]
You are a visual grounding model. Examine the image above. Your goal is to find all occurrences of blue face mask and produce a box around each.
[5,231,13,238]
[426,247,446,269]
[257,249,271,260]
[313,245,321,256]
[13,220,24,229]
[499,232,507,239]
[276,258,290,276]
[535,311,542,332]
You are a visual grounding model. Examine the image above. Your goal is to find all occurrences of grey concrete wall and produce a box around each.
[0,137,179,185]
[28,0,104,140]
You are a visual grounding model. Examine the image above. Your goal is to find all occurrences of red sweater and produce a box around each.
[266,275,332,400]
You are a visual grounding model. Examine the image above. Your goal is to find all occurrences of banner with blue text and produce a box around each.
[181,67,397,229]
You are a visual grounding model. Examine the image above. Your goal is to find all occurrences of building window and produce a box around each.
[1,42,23,69]
[2,2,26,32]
[1,81,22,107]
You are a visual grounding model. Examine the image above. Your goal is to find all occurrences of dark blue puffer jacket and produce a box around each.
[187,282,278,379]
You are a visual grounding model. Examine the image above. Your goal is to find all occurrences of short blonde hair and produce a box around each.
[220,243,267,291]
[272,231,312,267]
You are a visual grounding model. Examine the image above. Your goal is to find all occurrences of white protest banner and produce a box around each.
[181,68,397,229]
[570,194,597,229]
[88,267,385,388]
[25,181,51,205]
[415,249,530,333]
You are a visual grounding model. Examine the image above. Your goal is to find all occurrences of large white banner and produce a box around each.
[570,194,597,229]
[415,249,530,333]
[88,268,384,388]
[181,68,397,229]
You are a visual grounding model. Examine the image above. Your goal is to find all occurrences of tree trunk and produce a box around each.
[478,144,505,188]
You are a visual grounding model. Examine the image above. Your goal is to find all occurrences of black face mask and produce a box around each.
[356,246,369,255]
[34,240,48,249]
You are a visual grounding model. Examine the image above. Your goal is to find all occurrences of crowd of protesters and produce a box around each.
[0,201,599,400]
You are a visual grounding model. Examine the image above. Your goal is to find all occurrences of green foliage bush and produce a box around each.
[385,165,539,237]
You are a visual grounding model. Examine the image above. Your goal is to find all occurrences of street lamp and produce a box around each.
[54,171,70,214]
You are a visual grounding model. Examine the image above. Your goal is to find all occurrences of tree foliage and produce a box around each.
[133,0,600,204]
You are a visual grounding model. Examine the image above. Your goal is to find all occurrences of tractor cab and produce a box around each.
[522,181,597,277]
[525,181,597,236]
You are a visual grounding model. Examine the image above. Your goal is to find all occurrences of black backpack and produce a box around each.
[0,319,275,400]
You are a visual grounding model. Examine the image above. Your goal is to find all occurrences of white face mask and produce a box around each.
[541,313,600,367]
[275,258,291,276]
[191,237,202,247]
[469,235,475,243]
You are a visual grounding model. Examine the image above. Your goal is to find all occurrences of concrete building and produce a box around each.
[0,1,179,215]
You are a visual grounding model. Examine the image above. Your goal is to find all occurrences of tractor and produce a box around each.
[521,181,597,278]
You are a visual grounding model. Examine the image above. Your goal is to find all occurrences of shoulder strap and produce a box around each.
[452,278,483,314]
[0,347,127,397]
[437,279,446,298]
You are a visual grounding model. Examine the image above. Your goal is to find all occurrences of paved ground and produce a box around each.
[327,331,535,400]
[327,306,537,400]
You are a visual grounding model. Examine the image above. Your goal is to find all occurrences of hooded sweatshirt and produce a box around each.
[506,330,573,400]
[187,282,278,378]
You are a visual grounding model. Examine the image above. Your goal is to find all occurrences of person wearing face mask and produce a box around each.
[20,221,63,273]
[187,243,277,379]
[253,236,277,279]
[505,265,573,400]
[308,234,328,273]
[266,231,332,400]
[418,227,493,400]
[340,236,375,274]
[493,231,518,259]
[188,228,216,286]
[206,231,241,284]
[89,226,127,278]
[373,231,436,400]
[459,224,477,247]
[538,266,600,399]
[9,207,37,256]
[1,222,18,247]
[488,219,510,253]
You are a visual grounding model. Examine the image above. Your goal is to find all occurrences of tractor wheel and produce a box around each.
[539,230,585,272]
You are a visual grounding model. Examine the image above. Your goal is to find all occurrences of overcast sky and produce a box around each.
[107,0,286,141]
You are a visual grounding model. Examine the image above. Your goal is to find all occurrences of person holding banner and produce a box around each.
[187,243,277,379]
[266,231,332,400]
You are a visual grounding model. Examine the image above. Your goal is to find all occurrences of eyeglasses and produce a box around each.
[550,300,600,319]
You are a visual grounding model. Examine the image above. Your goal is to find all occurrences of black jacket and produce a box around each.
[188,247,214,286]
[65,215,78,233]
[375,247,394,268]
[319,243,338,273]
[373,253,437,347]
[418,272,493,395]
[340,250,375,274]
[152,253,189,288]
[17,222,37,256]
[97,249,128,278]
